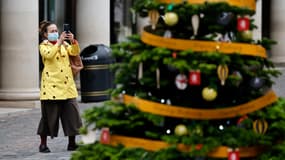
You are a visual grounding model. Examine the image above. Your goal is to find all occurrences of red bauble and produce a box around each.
[172,52,177,58]
[100,128,110,144]
[237,16,250,31]
[189,70,201,85]
[228,148,240,160]
[237,115,248,125]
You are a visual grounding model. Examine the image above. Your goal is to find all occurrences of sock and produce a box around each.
[40,135,47,146]
[68,136,76,146]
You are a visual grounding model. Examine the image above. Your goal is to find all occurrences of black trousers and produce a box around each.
[37,98,82,138]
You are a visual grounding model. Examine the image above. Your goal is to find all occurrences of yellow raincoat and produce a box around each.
[39,40,80,100]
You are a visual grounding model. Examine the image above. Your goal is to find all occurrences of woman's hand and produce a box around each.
[65,32,74,43]
[57,32,66,45]
[57,31,74,44]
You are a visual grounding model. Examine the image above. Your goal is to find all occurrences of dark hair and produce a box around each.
[39,20,54,39]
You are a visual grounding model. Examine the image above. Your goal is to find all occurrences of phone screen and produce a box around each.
[63,24,70,33]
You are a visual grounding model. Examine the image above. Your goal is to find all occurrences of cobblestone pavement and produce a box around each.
[0,68,285,160]
[0,102,99,160]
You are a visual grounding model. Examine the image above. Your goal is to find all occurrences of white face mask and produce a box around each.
[47,32,59,41]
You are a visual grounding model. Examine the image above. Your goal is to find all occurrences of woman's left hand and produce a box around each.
[65,32,74,43]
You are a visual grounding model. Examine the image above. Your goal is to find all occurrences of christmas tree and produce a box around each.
[72,0,285,159]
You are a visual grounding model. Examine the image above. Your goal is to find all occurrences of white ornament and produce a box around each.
[175,74,188,90]
[191,14,200,39]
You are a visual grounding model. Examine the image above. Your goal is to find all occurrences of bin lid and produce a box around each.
[80,44,113,63]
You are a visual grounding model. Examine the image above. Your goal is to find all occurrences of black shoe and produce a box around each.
[39,144,51,153]
[67,144,78,151]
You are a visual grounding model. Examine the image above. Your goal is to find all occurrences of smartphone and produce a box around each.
[63,24,71,44]
[63,24,70,33]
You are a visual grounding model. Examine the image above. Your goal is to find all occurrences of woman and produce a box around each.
[37,20,82,153]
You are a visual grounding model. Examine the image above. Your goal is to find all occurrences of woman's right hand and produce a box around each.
[57,32,67,45]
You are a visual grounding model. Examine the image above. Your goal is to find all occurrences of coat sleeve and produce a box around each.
[66,40,80,56]
[39,43,60,59]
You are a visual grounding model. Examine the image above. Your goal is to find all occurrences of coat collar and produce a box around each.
[41,40,53,46]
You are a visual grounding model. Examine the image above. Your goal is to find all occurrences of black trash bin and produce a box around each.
[80,44,115,102]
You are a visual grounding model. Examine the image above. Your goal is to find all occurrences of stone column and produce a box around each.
[0,0,40,107]
[76,0,110,49]
[270,1,285,63]
[253,0,262,40]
